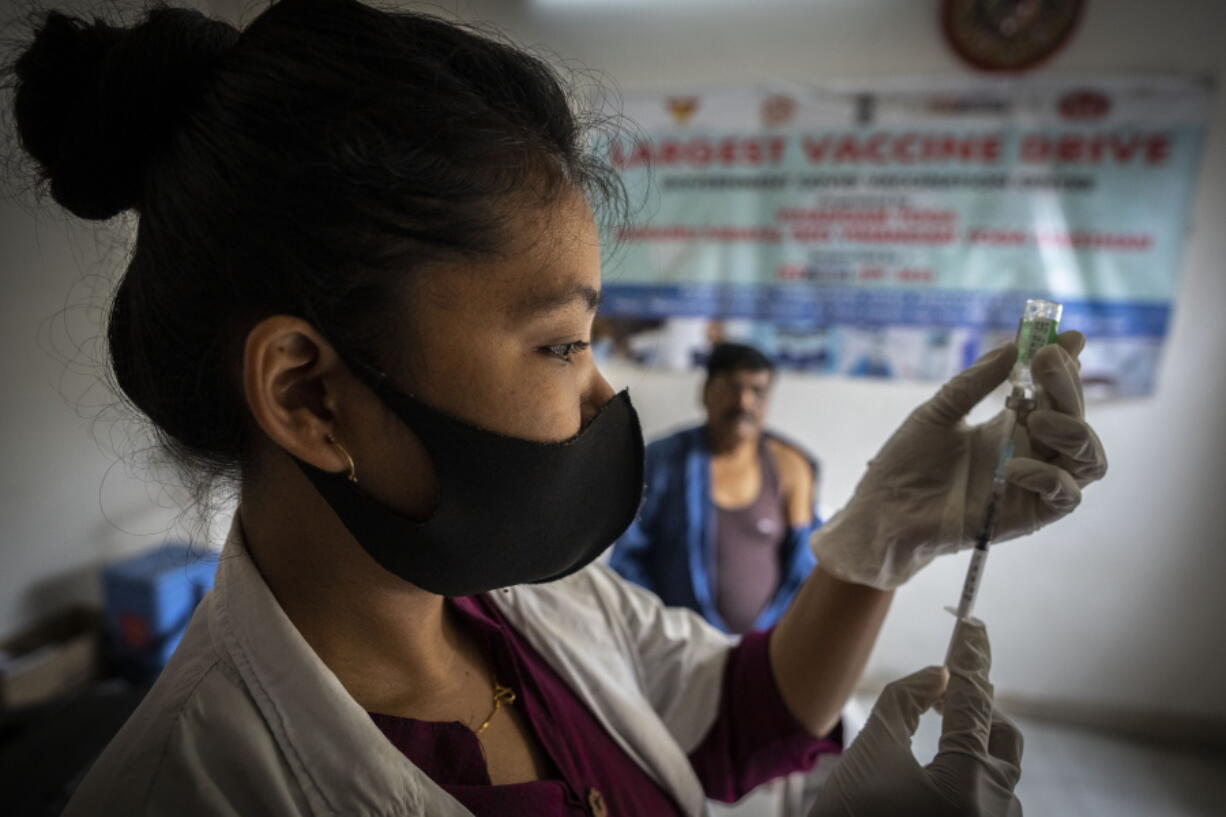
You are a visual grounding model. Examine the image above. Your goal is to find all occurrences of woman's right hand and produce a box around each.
[810,619,1024,817]
[811,332,1106,591]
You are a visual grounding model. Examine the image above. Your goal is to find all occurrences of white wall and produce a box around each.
[3,0,1221,734]
[0,205,189,638]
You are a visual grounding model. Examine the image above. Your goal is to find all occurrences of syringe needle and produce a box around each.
[944,298,1062,665]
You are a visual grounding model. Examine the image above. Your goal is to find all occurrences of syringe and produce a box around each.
[946,299,1062,657]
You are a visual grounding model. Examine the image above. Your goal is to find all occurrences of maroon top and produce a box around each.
[369,594,841,816]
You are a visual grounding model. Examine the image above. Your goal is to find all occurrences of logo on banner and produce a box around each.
[760,94,797,127]
[666,96,700,125]
[1059,90,1111,121]
[927,95,1011,115]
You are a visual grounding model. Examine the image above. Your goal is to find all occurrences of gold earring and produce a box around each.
[325,433,359,484]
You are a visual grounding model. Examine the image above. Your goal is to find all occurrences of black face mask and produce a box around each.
[295,362,645,597]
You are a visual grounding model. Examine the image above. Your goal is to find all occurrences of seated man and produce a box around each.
[610,343,820,634]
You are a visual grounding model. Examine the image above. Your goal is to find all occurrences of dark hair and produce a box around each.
[705,342,775,381]
[10,0,624,484]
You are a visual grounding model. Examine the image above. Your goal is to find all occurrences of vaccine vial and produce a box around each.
[1006,299,1063,411]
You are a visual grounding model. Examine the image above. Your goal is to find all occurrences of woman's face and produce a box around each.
[399,190,613,439]
[338,190,614,516]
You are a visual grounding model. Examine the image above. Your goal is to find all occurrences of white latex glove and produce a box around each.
[812,331,1107,589]
[810,619,1023,817]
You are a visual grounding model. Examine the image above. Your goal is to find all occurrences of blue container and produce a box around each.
[102,544,219,681]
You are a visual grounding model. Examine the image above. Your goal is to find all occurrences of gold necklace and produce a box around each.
[474,680,517,735]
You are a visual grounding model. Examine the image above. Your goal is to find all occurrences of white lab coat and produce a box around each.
[63,521,740,817]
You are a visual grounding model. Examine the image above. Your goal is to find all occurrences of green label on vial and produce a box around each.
[1015,318,1060,365]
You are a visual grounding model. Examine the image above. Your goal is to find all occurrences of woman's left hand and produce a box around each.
[809,619,1023,817]
[811,331,1107,590]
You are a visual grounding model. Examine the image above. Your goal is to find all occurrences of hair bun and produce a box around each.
[14,7,238,220]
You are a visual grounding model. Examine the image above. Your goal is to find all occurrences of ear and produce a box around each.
[242,315,353,474]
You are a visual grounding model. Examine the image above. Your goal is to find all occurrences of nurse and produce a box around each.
[9,1,1105,815]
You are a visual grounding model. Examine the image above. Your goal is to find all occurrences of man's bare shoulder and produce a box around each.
[765,437,818,526]
[765,437,814,481]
